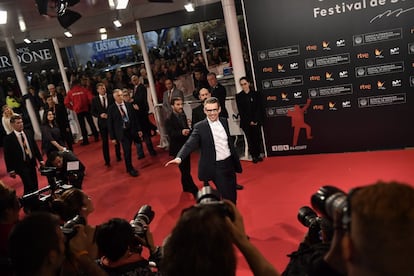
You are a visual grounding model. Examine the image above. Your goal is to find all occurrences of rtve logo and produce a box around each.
[357,53,370,59]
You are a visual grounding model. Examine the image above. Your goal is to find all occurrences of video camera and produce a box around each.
[195,186,235,221]
[19,166,72,213]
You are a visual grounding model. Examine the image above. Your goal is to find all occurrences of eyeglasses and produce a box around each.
[240,82,249,86]
[205,109,219,113]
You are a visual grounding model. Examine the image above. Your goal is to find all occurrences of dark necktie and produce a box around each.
[102,96,106,109]
[20,133,30,161]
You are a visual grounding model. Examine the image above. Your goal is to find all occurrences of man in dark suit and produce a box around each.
[130,75,157,159]
[4,114,44,195]
[165,97,242,204]
[107,89,142,177]
[207,72,228,118]
[191,88,211,126]
[91,83,121,167]
[166,97,199,198]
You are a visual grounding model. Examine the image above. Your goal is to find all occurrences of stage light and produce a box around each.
[113,19,122,28]
[108,0,115,9]
[0,10,7,24]
[64,30,73,37]
[101,33,108,40]
[184,2,194,12]
[99,27,107,33]
[24,37,32,44]
[115,0,129,9]
[18,15,26,32]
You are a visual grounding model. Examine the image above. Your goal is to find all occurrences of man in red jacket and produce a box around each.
[64,78,99,145]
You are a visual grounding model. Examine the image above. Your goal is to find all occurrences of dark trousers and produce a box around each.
[120,130,134,172]
[213,157,237,204]
[244,124,262,158]
[60,127,73,151]
[136,132,156,157]
[19,161,39,195]
[77,111,99,143]
[100,127,121,164]
[179,155,198,194]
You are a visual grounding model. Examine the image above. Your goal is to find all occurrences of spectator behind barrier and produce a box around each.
[162,199,279,276]
[310,181,414,276]
[96,218,161,275]
[8,212,106,276]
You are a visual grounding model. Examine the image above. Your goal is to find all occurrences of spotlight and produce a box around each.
[0,10,7,24]
[24,38,32,44]
[99,27,107,33]
[101,33,108,40]
[115,0,129,9]
[113,19,122,28]
[184,2,194,12]
[18,15,26,32]
[64,30,73,37]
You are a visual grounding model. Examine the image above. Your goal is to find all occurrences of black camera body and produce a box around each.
[61,215,86,240]
[196,186,235,221]
[130,205,155,237]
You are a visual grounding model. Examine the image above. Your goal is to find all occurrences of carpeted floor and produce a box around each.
[1,135,414,274]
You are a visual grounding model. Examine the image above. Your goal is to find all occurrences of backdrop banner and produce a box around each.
[243,0,414,156]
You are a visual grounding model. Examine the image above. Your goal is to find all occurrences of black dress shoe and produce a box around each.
[128,169,139,177]
[236,184,244,190]
[258,156,264,162]
[80,141,90,146]
[105,162,111,167]
[149,151,157,156]
[252,157,259,163]
[116,157,122,162]
[138,155,145,160]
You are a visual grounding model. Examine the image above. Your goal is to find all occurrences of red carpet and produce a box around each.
[2,137,414,274]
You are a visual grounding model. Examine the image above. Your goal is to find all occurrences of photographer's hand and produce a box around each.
[323,210,347,274]
[223,200,280,276]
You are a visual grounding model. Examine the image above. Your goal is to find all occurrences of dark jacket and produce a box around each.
[107,101,141,141]
[166,112,191,156]
[177,117,242,181]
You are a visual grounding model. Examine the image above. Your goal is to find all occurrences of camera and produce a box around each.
[297,206,321,228]
[311,185,348,221]
[130,205,155,237]
[61,215,86,240]
[196,186,234,221]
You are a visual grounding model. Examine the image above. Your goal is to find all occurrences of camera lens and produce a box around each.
[311,185,347,220]
[196,186,221,204]
[297,206,319,227]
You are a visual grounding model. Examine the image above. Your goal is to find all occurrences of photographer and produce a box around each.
[96,218,161,276]
[306,181,414,276]
[162,188,279,276]
[8,212,107,276]
[46,150,85,189]
[282,207,334,276]
[0,181,20,275]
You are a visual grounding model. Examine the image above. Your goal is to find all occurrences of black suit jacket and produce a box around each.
[166,112,190,156]
[91,94,114,130]
[132,84,151,132]
[191,104,206,126]
[177,117,242,181]
[4,130,43,174]
[107,101,141,141]
[210,83,228,118]
[235,89,264,129]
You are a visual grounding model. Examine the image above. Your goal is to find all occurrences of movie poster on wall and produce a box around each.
[242,0,414,156]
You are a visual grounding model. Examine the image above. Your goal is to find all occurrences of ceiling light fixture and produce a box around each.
[184,2,195,12]
[113,19,122,28]
[18,15,26,32]
[64,30,73,38]
[24,37,32,44]
[115,0,129,9]
[0,10,7,24]
[101,33,108,40]
[99,27,107,33]
[108,0,115,9]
